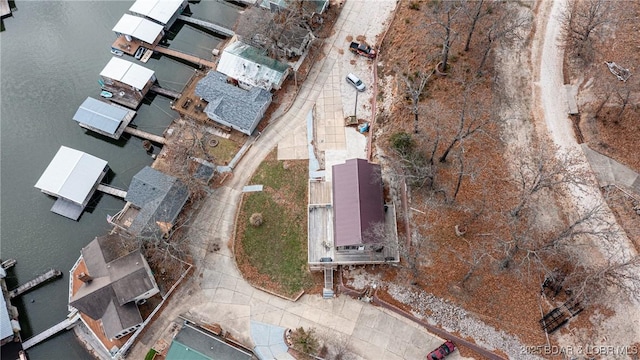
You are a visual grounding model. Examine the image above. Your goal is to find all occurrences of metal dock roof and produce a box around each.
[34,146,108,205]
[100,57,155,90]
[112,14,164,44]
[217,41,290,91]
[73,97,136,136]
[129,0,185,25]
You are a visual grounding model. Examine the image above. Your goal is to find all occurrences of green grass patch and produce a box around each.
[237,151,312,296]
[207,136,241,165]
[144,349,157,360]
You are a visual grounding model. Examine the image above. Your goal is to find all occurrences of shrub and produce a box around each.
[249,213,263,227]
[390,132,414,156]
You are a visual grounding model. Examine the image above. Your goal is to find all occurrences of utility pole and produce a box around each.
[354,90,358,120]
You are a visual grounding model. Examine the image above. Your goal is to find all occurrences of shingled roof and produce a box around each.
[70,234,158,340]
[125,166,189,237]
[195,71,272,135]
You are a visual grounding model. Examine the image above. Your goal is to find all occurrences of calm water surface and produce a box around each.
[1,1,238,358]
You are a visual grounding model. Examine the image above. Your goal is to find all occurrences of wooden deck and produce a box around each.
[123,126,167,145]
[176,14,234,38]
[97,184,127,199]
[309,180,332,204]
[150,84,181,99]
[22,314,80,349]
[154,46,217,68]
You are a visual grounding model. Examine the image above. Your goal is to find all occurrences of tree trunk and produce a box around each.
[439,137,458,163]
[441,11,452,72]
[464,0,484,51]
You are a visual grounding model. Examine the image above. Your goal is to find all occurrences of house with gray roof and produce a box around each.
[217,41,290,91]
[70,234,159,341]
[195,71,272,135]
[123,166,190,238]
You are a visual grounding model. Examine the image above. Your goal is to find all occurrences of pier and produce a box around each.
[97,184,127,199]
[123,126,167,145]
[22,313,81,350]
[176,15,235,38]
[154,46,217,69]
[151,85,181,99]
[9,269,63,299]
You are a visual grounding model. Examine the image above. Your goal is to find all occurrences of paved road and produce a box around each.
[126,1,466,359]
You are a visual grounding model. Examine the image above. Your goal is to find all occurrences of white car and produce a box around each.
[346,73,366,92]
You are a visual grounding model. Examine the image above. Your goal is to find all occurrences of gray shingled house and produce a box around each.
[124,166,190,238]
[195,71,272,135]
[70,234,159,340]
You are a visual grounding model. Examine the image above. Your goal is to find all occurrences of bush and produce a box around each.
[291,327,320,355]
[249,213,263,227]
[390,132,414,156]
[409,1,420,10]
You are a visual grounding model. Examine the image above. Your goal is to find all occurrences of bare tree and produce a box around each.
[559,0,614,64]
[429,0,463,73]
[462,0,486,51]
[399,69,435,134]
[509,144,589,218]
[476,4,530,75]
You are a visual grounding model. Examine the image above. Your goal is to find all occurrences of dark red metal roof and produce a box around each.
[332,159,385,247]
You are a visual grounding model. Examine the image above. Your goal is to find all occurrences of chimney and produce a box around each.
[78,272,93,283]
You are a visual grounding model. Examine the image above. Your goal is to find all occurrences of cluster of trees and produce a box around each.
[382,0,640,308]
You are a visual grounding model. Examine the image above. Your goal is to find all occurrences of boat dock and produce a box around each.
[154,46,217,69]
[140,48,153,63]
[176,15,235,38]
[97,184,127,199]
[123,126,167,145]
[22,313,81,350]
[2,258,17,270]
[151,85,181,99]
[10,269,63,299]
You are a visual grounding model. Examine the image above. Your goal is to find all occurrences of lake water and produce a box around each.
[0,1,238,358]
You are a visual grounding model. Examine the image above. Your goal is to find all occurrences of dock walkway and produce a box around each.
[176,15,234,38]
[151,85,181,99]
[97,184,127,199]
[123,127,167,145]
[10,269,62,299]
[154,46,217,69]
[22,314,80,349]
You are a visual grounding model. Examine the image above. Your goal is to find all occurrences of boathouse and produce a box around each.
[34,146,108,220]
[195,71,272,135]
[70,234,159,343]
[73,97,136,140]
[99,57,156,109]
[129,0,187,30]
[216,41,290,91]
[121,166,189,238]
[112,14,164,47]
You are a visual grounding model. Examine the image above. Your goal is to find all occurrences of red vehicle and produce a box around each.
[427,340,456,360]
[349,41,376,59]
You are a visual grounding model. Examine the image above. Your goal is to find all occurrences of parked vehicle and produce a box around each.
[349,41,376,59]
[426,340,455,360]
[134,47,146,60]
[346,73,366,92]
[110,48,124,56]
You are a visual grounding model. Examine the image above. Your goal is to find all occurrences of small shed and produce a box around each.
[129,0,187,30]
[195,71,272,135]
[332,158,385,249]
[34,146,109,220]
[217,41,290,91]
[73,97,136,139]
[112,14,165,45]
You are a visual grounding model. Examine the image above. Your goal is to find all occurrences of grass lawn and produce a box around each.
[236,150,314,297]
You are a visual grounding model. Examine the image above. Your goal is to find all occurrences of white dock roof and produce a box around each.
[112,14,164,44]
[35,146,108,205]
[129,0,184,25]
[100,57,155,90]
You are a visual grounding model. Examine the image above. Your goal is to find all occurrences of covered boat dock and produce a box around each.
[73,97,136,139]
[99,57,156,109]
[34,146,109,220]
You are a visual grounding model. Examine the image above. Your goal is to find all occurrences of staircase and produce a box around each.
[322,267,334,298]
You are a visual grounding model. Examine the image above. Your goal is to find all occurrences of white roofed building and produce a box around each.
[129,0,187,29]
[34,146,109,220]
[112,14,164,45]
[217,41,290,91]
[99,57,156,109]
